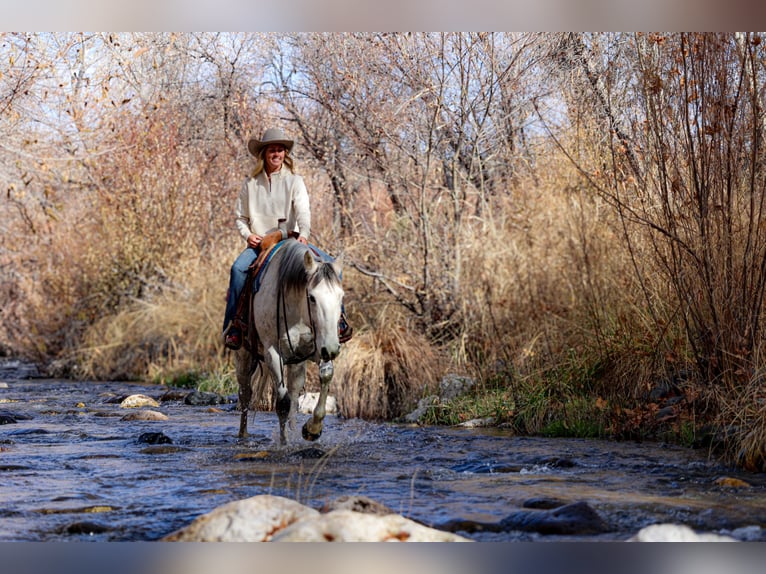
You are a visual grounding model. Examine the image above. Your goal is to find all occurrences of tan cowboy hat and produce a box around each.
[248,127,294,157]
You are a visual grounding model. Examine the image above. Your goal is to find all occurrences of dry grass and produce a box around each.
[333,305,443,420]
[76,251,232,383]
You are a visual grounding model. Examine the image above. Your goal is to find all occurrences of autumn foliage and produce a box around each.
[2,33,766,469]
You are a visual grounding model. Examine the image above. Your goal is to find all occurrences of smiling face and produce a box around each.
[264,144,286,174]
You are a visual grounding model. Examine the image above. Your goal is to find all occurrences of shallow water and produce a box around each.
[1,377,765,542]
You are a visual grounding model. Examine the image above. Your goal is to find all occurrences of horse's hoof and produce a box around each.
[302,424,322,442]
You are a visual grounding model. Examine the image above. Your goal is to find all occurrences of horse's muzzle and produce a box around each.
[320,346,339,362]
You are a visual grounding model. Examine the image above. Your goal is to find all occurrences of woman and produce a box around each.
[223,127,352,350]
[222,127,310,350]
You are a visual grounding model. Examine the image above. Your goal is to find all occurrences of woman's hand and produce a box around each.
[298,236,308,245]
[247,234,262,249]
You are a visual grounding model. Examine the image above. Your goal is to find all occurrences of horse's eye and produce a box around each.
[309,295,316,304]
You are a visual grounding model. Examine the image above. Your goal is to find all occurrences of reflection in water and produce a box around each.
[0,379,764,541]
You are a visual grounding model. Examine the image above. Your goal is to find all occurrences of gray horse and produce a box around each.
[234,239,344,444]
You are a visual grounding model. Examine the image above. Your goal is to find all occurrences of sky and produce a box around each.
[3,0,765,32]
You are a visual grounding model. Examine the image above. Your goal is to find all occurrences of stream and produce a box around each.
[1,367,765,542]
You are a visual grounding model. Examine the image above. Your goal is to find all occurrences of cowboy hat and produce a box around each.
[248,127,294,157]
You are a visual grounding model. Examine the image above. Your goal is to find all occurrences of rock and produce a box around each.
[713,476,751,488]
[403,396,437,423]
[501,501,607,535]
[403,374,476,423]
[298,392,337,415]
[320,495,395,516]
[162,495,320,542]
[728,525,764,542]
[440,501,607,536]
[629,523,736,542]
[0,414,17,425]
[522,497,568,510]
[272,509,471,542]
[184,391,226,406]
[160,390,189,402]
[457,417,495,428]
[0,382,8,389]
[163,495,471,542]
[121,410,168,422]
[439,374,475,402]
[137,432,173,445]
[61,521,110,535]
[120,394,160,408]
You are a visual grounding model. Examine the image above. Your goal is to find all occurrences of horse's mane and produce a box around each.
[278,240,341,293]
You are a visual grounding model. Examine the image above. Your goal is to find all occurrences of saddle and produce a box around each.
[231,229,299,357]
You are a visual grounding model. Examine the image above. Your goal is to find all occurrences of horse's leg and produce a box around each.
[281,362,305,437]
[263,347,291,446]
[235,348,253,438]
[302,360,333,441]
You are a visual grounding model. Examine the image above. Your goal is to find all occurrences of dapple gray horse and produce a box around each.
[234,239,344,444]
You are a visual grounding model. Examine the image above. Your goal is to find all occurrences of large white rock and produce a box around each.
[629,523,737,542]
[162,495,319,542]
[162,495,470,542]
[272,509,471,542]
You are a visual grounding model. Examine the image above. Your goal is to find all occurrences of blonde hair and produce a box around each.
[251,146,295,178]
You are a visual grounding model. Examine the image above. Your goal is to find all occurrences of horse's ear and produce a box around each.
[331,252,344,277]
[303,249,318,274]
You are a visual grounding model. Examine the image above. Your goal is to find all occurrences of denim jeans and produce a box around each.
[223,247,259,334]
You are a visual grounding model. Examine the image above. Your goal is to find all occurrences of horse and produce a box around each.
[233,239,344,445]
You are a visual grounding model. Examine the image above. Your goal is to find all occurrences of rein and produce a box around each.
[276,281,316,366]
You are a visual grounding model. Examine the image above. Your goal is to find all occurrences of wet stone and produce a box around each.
[184,391,227,406]
[138,432,173,445]
[61,521,110,535]
[120,394,160,409]
[160,390,189,402]
[522,497,568,510]
[0,414,17,425]
[498,501,608,535]
[292,447,326,459]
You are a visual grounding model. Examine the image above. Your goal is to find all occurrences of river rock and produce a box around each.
[138,432,173,444]
[320,495,394,515]
[403,374,476,423]
[272,509,471,542]
[457,417,495,428]
[120,394,160,408]
[121,410,168,422]
[629,523,736,542]
[499,501,607,535]
[162,495,320,541]
[298,392,337,415]
[439,501,607,536]
[184,391,227,406]
[162,494,470,542]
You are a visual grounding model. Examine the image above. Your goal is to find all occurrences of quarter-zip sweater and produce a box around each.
[235,169,311,243]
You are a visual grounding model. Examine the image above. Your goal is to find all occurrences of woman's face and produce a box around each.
[264,144,286,174]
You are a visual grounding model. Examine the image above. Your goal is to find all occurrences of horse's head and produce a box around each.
[304,249,344,362]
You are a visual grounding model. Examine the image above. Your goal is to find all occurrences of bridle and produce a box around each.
[276,278,317,366]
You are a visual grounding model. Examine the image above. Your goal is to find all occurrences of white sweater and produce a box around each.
[235,169,311,243]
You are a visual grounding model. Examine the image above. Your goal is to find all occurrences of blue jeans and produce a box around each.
[223,247,259,334]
